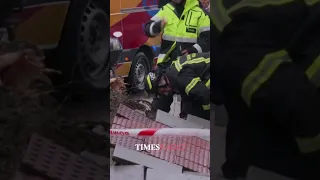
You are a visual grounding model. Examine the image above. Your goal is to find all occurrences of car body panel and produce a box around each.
[110,0,209,77]
[110,0,161,77]
[13,0,70,49]
[12,0,209,79]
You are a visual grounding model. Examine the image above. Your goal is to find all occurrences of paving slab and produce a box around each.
[156,110,210,141]
[12,171,46,180]
[110,165,144,180]
[80,151,109,167]
[169,96,181,116]
[176,95,181,102]
[156,110,202,129]
[147,168,210,180]
[187,114,210,129]
[246,167,295,180]
[110,148,115,166]
[169,102,175,116]
[172,94,180,102]
[113,145,183,173]
[183,171,210,177]
[22,134,109,180]
[173,101,181,117]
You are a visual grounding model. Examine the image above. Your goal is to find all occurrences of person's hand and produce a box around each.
[160,19,167,30]
[182,46,198,56]
[182,49,189,55]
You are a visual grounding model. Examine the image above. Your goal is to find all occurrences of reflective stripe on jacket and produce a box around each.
[167,52,210,110]
[212,0,320,154]
[145,0,210,65]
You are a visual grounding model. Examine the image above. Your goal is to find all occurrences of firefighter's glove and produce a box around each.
[155,64,166,74]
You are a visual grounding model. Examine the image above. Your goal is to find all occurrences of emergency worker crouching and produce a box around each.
[145,52,210,120]
[144,0,210,117]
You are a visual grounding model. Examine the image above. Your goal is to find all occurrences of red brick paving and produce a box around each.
[111,104,210,175]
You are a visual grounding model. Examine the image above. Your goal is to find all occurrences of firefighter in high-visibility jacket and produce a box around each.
[211,0,320,179]
[144,0,210,117]
[145,52,210,120]
[145,0,210,66]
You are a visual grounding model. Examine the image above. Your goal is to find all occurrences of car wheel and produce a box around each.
[78,0,109,88]
[128,52,150,92]
[55,0,109,89]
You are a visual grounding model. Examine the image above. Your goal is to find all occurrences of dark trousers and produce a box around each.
[152,95,210,120]
[151,95,173,113]
[222,114,309,179]
[181,100,210,120]
[221,100,320,179]
[222,116,250,178]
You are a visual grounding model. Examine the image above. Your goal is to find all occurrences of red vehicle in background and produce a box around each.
[110,0,210,92]
[10,0,110,89]
[0,0,209,91]
[110,0,161,92]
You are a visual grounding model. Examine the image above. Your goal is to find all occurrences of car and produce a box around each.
[110,0,161,92]
[13,0,110,88]
[110,0,210,92]
[11,0,209,91]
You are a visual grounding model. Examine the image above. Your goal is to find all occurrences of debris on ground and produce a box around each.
[0,88,60,180]
[21,133,109,180]
[110,103,210,179]
[110,69,129,123]
[109,74,151,123]
[0,41,60,179]
[110,165,144,180]
[110,77,126,92]
[0,41,109,179]
[0,42,60,92]
[110,88,128,123]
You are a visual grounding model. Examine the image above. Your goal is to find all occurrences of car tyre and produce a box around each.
[128,52,150,92]
[55,0,109,89]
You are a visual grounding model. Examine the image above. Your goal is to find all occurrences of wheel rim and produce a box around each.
[79,2,109,87]
[86,12,109,76]
[89,15,109,67]
[134,61,146,89]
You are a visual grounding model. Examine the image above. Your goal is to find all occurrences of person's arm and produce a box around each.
[195,10,211,53]
[144,7,165,37]
[177,69,210,111]
[183,10,211,54]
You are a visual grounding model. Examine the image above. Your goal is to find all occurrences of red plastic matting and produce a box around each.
[22,134,109,180]
[111,104,210,175]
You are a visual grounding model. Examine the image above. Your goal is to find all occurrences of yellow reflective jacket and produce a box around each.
[145,0,211,66]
